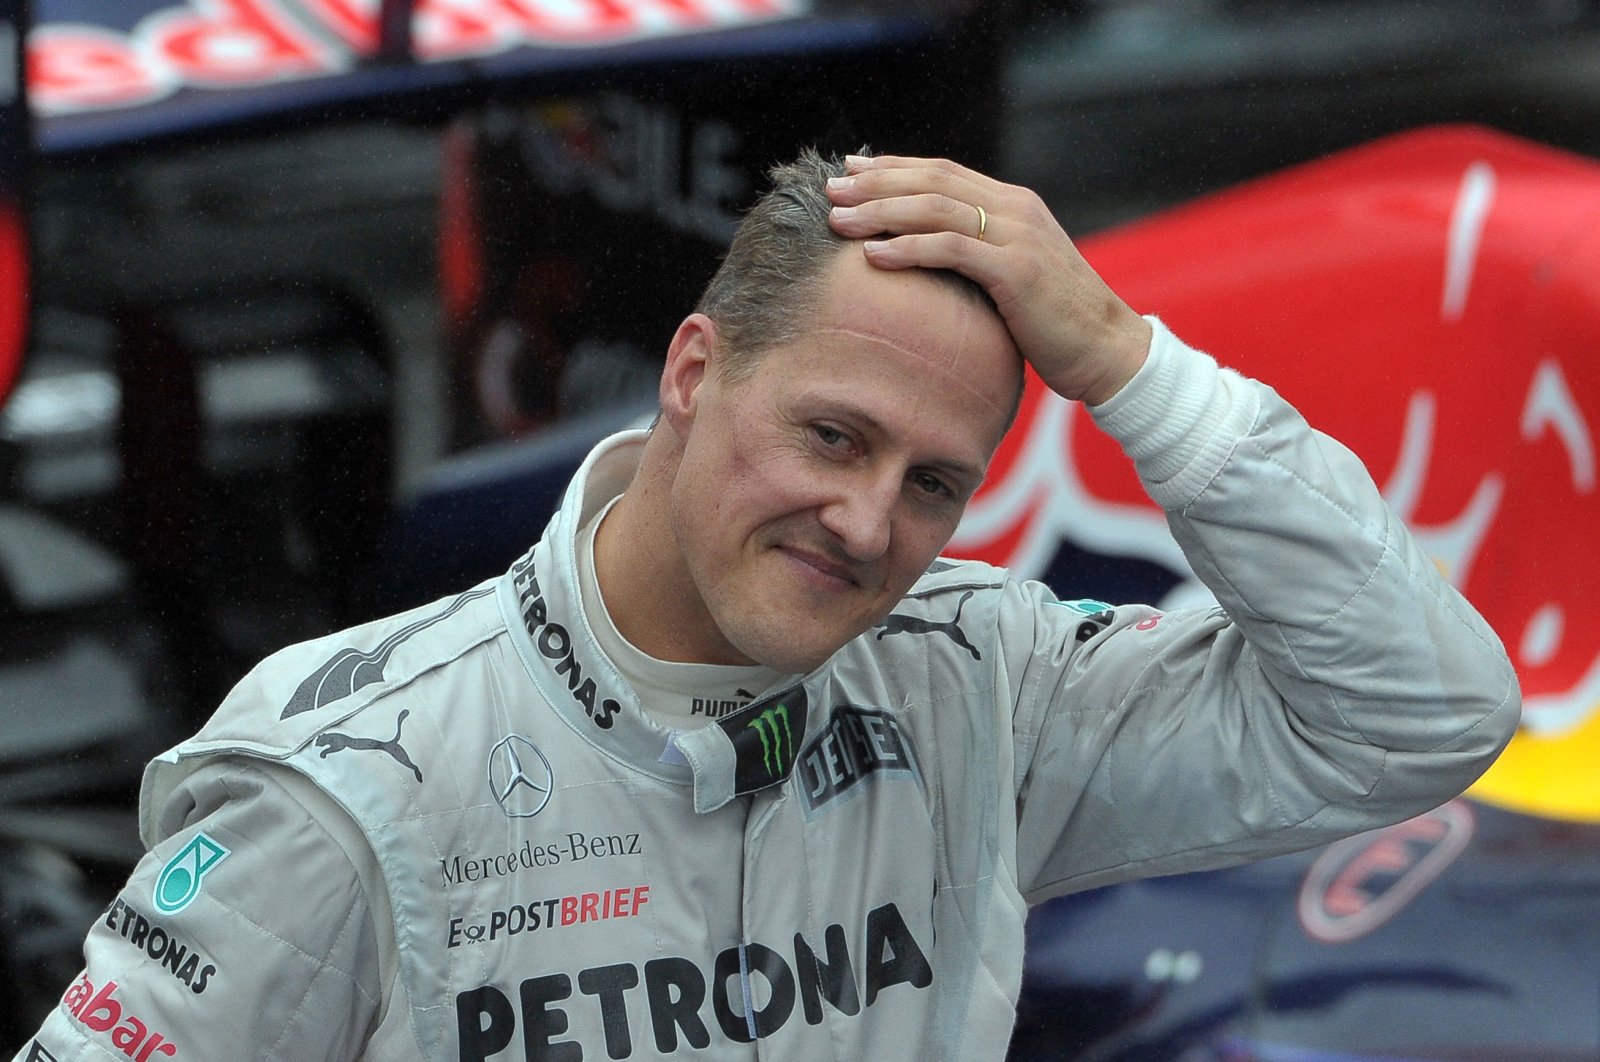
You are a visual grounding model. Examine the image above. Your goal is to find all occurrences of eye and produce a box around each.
[909,471,954,499]
[810,423,852,451]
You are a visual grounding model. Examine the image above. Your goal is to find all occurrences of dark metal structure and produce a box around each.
[4,0,1600,1056]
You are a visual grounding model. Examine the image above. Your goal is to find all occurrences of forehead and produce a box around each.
[809,251,1019,404]
[820,247,991,325]
[736,251,1022,470]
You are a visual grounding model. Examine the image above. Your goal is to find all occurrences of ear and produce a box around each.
[659,313,717,435]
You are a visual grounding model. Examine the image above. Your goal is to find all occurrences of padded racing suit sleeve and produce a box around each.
[12,760,381,1062]
[1006,319,1521,902]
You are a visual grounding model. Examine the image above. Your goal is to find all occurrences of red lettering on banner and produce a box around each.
[490,0,801,46]
[295,0,380,51]
[27,0,805,116]
[305,0,774,59]
[27,28,167,113]
[493,0,636,42]
[299,0,502,59]
[634,0,711,25]
[145,0,331,85]
[414,0,506,61]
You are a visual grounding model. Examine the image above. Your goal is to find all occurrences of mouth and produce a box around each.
[777,545,858,592]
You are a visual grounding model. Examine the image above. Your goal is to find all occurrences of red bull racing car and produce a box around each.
[1,2,1598,1057]
[987,125,1600,1062]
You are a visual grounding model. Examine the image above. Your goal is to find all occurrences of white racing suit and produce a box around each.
[16,322,1519,1061]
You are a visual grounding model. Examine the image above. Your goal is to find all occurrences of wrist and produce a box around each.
[1079,313,1152,407]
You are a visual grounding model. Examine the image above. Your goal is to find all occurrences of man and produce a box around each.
[17,151,1518,1061]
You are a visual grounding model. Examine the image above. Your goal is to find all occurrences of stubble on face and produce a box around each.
[656,253,1022,674]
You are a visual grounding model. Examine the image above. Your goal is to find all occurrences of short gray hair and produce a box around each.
[695,147,992,381]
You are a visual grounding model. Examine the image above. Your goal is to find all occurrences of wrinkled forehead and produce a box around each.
[815,252,1023,415]
[806,323,1017,424]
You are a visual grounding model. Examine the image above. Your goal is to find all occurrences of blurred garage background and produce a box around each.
[3,0,1599,1055]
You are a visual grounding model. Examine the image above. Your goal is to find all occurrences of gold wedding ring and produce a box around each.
[975,204,988,241]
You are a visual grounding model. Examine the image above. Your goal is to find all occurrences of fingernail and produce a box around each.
[830,205,857,220]
[864,240,888,253]
[827,176,855,190]
[844,155,872,168]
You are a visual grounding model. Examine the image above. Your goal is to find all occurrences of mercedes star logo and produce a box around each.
[486,734,554,818]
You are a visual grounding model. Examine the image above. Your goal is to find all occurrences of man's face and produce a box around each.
[668,251,1022,673]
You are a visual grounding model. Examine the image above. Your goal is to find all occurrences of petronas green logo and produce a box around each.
[153,832,230,915]
[746,703,793,779]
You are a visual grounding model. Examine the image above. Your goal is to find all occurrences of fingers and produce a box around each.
[824,155,1026,290]
[817,154,1151,405]
[826,154,1023,251]
[828,191,989,242]
[858,234,1014,301]
[843,153,1010,198]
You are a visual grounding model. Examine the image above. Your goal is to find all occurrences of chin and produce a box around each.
[745,642,834,675]
[730,624,855,675]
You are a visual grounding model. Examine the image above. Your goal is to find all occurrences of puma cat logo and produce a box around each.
[315,709,424,784]
[875,591,981,661]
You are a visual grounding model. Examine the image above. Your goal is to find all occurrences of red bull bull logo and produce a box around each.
[951,125,1600,821]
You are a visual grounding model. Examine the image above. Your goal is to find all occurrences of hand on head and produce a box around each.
[825,154,1152,406]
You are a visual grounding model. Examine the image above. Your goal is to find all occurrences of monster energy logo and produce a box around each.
[153,832,230,915]
[746,704,793,779]
[720,683,810,795]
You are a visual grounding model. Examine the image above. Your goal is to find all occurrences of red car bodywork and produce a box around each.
[954,126,1600,820]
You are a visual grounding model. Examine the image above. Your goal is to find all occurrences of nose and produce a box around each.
[817,470,898,563]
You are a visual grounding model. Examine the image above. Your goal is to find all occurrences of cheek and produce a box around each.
[892,510,963,570]
[720,440,821,520]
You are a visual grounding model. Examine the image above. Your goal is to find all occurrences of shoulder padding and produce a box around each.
[180,581,504,762]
